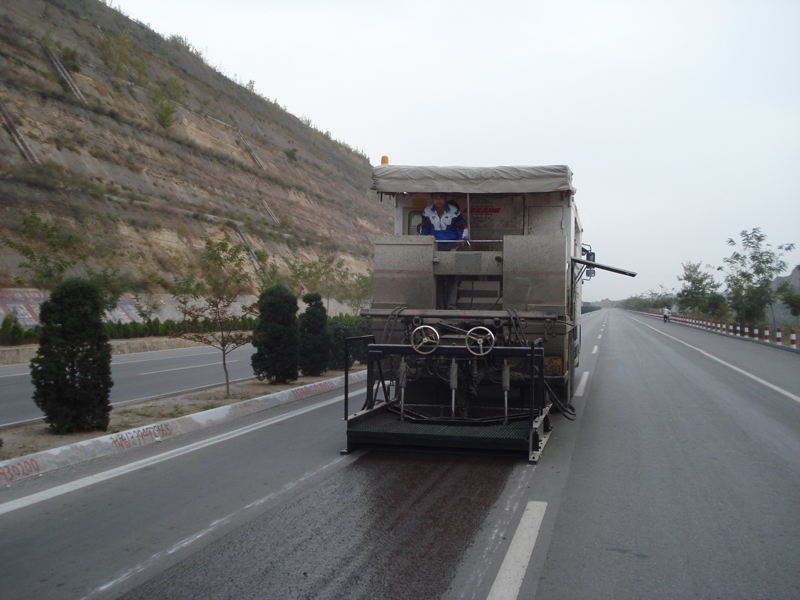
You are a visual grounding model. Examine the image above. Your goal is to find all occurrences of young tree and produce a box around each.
[298,292,332,376]
[251,284,299,383]
[719,228,795,325]
[87,265,129,313]
[285,255,348,310]
[341,272,373,311]
[777,278,800,317]
[1,211,82,296]
[253,249,284,292]
[30,278,113,433]
[132,291,162,321]
[171,235,257,397]
[676,262,721,315]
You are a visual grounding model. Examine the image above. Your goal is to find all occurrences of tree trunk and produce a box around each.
[222,350,230,397]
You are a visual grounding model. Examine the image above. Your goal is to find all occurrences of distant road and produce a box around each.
[0,344,257,428]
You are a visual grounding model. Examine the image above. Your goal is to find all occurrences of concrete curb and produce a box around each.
[0,370,368,485]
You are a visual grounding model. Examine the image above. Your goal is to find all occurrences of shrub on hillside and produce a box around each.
[251,284,299,383]
[30,278,113,433]
[298,293,331,377]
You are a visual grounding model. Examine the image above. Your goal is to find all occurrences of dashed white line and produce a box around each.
[574,371,590,396]
[592,345,598,354]
[486,501,548,600]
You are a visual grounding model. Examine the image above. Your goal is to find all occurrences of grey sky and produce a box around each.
[113,0,799,301]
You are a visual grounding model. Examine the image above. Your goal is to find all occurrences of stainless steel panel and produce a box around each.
[432,250,504,276]
[503,235,568,312]
[373,235,436,309]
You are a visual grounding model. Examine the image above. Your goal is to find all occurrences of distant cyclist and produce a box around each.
[663,307,670,322]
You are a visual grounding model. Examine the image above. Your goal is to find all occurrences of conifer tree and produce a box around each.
[30,278,113,433]
[252,284,299,383]
[298,292,331,376]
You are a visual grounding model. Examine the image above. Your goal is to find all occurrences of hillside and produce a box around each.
[0,0,392,292]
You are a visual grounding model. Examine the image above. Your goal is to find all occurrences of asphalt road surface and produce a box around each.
[1,309,798,599]
[0,344,257,427]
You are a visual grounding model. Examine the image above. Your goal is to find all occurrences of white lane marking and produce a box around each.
[598,334,602,339]
[634,318,800,404]
[85,455,348,599]
[0,393,345,516]
[574,371,590,396]
[592,345,598,354]
[140,360,238,375]
[0,372,28,379]
[486,501,547,600]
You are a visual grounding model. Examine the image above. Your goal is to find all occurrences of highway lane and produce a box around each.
[449,309,800,600]
[1,309,798,599]
[0,383,368,600]
[0,344,257,427]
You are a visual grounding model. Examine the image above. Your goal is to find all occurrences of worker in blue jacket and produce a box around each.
[420,192,469,308]
[420,192,469,248]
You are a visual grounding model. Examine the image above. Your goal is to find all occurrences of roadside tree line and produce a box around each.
[0,210,373,346]
[1,213,373,440]
[622,228,799,329]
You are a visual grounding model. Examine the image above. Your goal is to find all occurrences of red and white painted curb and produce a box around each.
[0,370,368,485]
[631,311,799,352]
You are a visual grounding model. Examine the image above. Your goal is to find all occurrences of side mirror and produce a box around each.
[586,251,596,278]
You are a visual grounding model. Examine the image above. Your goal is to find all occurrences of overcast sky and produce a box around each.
[113,0,799,301]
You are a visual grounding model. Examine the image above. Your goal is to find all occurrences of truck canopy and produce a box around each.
[371,165,575,194]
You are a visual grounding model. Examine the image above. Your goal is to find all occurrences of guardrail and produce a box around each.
[630,311,798,352]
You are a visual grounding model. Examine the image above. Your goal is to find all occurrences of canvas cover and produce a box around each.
[371,165,575,194]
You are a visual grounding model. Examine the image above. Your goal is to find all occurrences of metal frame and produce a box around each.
[343,338,551,462]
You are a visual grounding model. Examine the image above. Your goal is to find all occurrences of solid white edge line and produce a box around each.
[0,394,345,516]
[574,371,590,396]
[486,501,547,600]
[632,317,800,404]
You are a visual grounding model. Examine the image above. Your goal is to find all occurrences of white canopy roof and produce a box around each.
[371,165,575,194]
